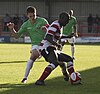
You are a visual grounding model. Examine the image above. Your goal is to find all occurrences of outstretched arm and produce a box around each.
[7,22,19,38]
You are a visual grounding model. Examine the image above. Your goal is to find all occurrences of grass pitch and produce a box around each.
[0,43,100,94]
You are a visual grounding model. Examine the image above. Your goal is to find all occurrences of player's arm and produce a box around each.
[7,22,19,38]
[45,34,62,50]
[74,24,78,37]
[41,18,49,32]
[73,19,78,37]
[41,24,49,32]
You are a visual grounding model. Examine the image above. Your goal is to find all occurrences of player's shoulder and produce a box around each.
[50,20,60,29]
[21,20,29,26]
[51,20,59,26]
[37,17,47,21]
[71,16,76,20]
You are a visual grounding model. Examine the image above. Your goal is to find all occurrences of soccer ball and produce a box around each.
[70,72,82,85]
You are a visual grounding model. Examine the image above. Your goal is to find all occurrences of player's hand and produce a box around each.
[7,22,14,30]
[41,26,47,32]
[57,44,62,51]
[71,33,78,38]
[75,34,78,38]
[67,34,74,38]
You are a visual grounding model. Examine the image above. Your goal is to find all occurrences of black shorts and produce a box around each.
[41,46,73,64]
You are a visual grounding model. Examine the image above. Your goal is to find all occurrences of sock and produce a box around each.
[24,59,33,78]
[59,62,67,73]
[67,61,75,75]
[71,45,75,58]
[60,63,69,78]
[38,67,52,81]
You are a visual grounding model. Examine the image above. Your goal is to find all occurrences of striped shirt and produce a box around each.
[39,20,63,51]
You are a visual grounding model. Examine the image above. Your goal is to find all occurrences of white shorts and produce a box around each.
[31,45,42,58]
[61,36,76,44]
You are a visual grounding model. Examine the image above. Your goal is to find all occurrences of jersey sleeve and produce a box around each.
[73,17,77,25]
[47,24,59,36]
[42,18,49,28]
[17,22,27,37]
[42,18,49,25]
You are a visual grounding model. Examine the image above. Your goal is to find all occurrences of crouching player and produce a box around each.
[35,12,81,85]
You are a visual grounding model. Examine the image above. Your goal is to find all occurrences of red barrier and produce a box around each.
[78,21,100,37]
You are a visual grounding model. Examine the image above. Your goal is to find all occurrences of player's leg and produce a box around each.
[59,50,82,85]
[21,45,40,83]
[59,62,69,81]
[58,53,75,75]
[59,38,69,81]
[35,49,58,85]
[35,63,58,85]
[71,43,75,59]
[68,37,75,59]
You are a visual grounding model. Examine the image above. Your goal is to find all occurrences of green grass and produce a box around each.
[0,43,100,94]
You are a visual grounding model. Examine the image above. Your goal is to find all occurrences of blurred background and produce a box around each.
[0,0,100,43]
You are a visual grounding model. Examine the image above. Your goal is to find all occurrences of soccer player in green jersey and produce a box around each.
[7,6,49,83]
[61,10,78,60]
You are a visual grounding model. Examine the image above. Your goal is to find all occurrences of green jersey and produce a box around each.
[17,17,48,45]
[63,16,77,36]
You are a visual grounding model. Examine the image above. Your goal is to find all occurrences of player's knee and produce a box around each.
[30,50,40,60]
[67,61,73,67]
[70,57,73,62]
[47,63,58,70]
[59,62,66,68]
[30,57,37,62]
[30,53,39,61]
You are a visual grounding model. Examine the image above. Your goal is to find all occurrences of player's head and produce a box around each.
[59,12,69,26]
[69,9,74,17]
[26,6,37,21]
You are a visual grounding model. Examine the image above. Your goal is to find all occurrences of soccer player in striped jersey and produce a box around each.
[35,12,79,85]
[61,10,78,60]
[7,6,49,83]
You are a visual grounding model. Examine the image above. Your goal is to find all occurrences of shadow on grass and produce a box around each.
[65,42,100,46]
[0,61,27,64]
[0,60,45,64]
[0,67,100,94]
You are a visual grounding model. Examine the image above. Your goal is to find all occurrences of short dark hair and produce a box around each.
[69,10,73,16]
[59,12,69,26]
[26,6,36,14]
[59,12,69,21]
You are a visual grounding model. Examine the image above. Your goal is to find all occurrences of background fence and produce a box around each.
[0,0,100,43]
